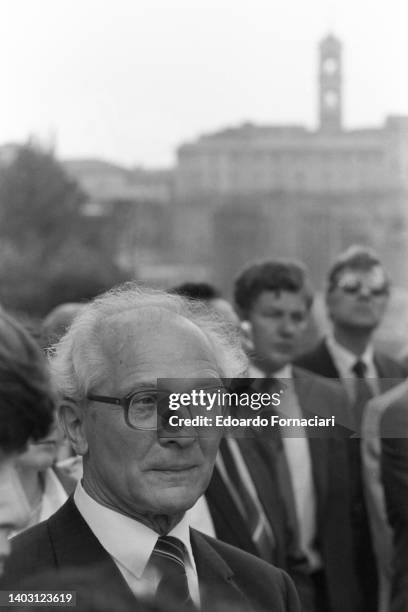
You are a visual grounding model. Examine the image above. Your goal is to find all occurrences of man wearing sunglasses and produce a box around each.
[1,284,300,612]
[296,245,407,612]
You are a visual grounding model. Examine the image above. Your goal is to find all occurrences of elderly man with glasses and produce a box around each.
[1,284,300,612]
[296,245,407,612]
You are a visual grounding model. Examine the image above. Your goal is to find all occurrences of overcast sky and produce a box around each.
[0,0,407,167]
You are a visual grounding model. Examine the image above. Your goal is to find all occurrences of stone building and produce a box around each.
[174,34,408,291]
[63,158,174,277]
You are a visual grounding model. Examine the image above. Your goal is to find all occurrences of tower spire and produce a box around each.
[319,34,342,132]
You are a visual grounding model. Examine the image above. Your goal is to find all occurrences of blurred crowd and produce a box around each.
[1,244,408,612]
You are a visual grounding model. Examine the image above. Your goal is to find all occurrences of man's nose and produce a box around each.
[158,404,197,446]
[280,317,296,336]
[357,286,371,299]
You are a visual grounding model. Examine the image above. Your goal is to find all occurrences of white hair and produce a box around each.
[49,283,247,403]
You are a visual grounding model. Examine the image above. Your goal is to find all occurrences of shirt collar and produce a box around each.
[272,364,293,379]
[248,363,293,379]
[74,482,196,579]
[326,334,375,373]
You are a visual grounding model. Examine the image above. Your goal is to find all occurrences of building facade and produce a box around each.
[174,34,408,290]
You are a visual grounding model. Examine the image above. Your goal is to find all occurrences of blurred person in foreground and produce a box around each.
[41,302,87,478]
[296,245,407,612]
[12,414,76,536]
[234,259,358,612]
[0,310,54,574]
[380,383,408,612]
[2,284,300,612]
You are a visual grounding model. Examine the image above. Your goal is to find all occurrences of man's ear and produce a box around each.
[58,400,88,456]
[240,320,255,353]
[325,290,333,319]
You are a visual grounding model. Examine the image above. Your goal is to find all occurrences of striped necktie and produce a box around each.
[150,535,196,611]
[220,438,276,563]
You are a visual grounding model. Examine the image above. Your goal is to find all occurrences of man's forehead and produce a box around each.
[100,307,213,353]
[255,288,308,308]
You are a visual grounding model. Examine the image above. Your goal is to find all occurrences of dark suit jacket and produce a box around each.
[381,391,408,612]
[1,497,300,612]
[206,441,290,571]
[208,368,358,612]
[295,338,407,389]
[291,368,359,612]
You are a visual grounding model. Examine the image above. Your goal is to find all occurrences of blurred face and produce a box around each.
[78,313,223,518]
[0,455,30,575]
[247,290,309,373]
[16,415,62,472]
[326,265,389,332]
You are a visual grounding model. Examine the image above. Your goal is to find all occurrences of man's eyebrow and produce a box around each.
[124,381,158,393]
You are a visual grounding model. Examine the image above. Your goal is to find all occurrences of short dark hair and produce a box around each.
[234,259,314,318]
[327,245,389,292]
[0,311,55,454]
[170,282,221,301]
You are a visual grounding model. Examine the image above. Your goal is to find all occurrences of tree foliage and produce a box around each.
[0,144,129,316]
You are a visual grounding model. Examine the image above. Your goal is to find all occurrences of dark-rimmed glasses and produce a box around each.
[87,389,160,430]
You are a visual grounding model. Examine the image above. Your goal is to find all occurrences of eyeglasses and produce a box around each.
[87,389,161,430]
[336,280,389,297]
[87,385,227,431]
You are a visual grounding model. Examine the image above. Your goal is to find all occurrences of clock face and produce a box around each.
[324,90,338,108]
[323,57,338,74]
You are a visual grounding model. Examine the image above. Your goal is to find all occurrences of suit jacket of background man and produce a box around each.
[380,391,408,612]
[1,497,301,612]
[285,367,359,612]
[206,417,293,570]
[294,338,407,386]
[208,367,359,612]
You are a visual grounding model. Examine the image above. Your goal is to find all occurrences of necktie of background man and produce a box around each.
[352,359,374,432]
[350,358,378,612]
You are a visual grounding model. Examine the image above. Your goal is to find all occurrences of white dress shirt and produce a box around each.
[11,468,69,537]
[248,363,321,569]
[273,364,321,570]
[326,335,379,401]
[74,483,200,606]
[185,495,215,537]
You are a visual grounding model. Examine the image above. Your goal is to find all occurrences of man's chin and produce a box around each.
[345,319,377,332]
[153,485,200,514]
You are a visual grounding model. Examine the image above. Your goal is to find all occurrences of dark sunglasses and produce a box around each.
[337,281,389,297]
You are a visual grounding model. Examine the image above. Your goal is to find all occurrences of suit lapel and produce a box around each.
[374,352,405,393]
[315,340,341,378]
[190,529,254,612]
[206,466,258,557]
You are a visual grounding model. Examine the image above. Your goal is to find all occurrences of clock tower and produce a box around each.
[319,34,342,132]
